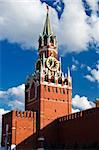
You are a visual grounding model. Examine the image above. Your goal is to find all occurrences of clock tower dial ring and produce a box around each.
[46,56,59,71]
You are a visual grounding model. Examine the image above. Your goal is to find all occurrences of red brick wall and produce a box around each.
[40,119,58,148]
[58,107,99,148]
[38,107,99,149]
[40,84,72,129]
[1,110,36,149]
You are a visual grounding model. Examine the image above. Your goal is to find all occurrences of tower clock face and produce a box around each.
[46,56,59,71]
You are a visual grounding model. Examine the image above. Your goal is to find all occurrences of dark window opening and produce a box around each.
[64,78,68,85]
[44,85,46,91]
[44,35,47,45]
[58,77,62,84]
[51,77,55,83]
[39,37,42,47]
[45,75,48,82]
[63,89,65,94]
[50,36,54,44]
[67,90,68,94]
[30,82,35,99]
[48,87,50,92]
[56,87,58,93]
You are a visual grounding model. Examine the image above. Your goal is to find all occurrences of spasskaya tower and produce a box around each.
[25,6,72,133]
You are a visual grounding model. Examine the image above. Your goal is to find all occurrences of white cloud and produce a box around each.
[72,57,79,65]
[71,57,79,71]
[0,109,9,146]
[96,50,99,54]
[0,0,99,53]
[80,63,86,69]
[8,99,24,111]
[91,68,99,82]
[7,84,25,99]
[72,94,95,111]
[87,66,91,71]
[0,0,47,49]
[85,74,95,82]
[86,0,98,14]
[88,14,99,43]
[58,0,91,53]
[0,84,25,111]
[0,91,6,98]
[0,0,59,49]
[71,65,77,71]
[72,108,80,113]
[85,62,99,83]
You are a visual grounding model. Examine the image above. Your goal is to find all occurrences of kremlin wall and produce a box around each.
[1,7,99,150]
[1,104,99,149]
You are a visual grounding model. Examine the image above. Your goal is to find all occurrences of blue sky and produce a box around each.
[0,0,99,112]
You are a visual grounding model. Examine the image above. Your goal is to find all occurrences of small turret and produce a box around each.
[67,67,72,86]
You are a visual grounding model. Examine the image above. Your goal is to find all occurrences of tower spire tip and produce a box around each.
[46,5,49,13]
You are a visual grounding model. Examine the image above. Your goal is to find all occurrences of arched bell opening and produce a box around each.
[63,78,68,85]
[50,35,54,45]
[58,77,62,84]
[45,75,49,82]
[44,35,48,46]
[50,76,55,83]
[39,36,43,48]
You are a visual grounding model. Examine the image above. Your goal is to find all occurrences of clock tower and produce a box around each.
[25,6,72,136]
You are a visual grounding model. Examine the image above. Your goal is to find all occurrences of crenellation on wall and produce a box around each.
[58,107,98,123]
[12,110,35,119]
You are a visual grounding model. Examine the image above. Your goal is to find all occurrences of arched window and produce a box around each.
[64,78,68,85]
[56,87,58,93]
[50,36,54,44]
[58,77,62,84]
[30,82,35,99]
[48,87,50,92]
[44,35,47,45]
[63,89,65,94]
[39,36,42,47]
[45,75,48,82]
[51,76,55,83]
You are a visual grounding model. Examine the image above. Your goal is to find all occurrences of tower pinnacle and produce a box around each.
[43,6,52,36]
[68,67,70,78]
[67,67,72,85]
[46,5,49,13]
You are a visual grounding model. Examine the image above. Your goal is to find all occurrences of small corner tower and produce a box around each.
[25,6,72,134]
